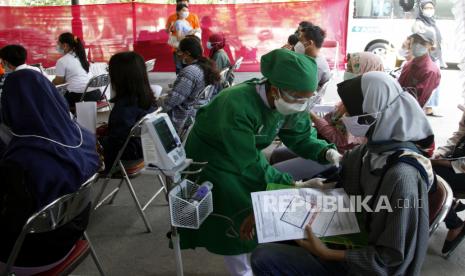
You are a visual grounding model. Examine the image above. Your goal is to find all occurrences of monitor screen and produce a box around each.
[153,118,178,153]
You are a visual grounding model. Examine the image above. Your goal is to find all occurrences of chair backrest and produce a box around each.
[80,74,110,102]
[106,107,162,177]
[194,85,214,108]
[232,56,244,71]
[3,173,99,274]
[145,59,156,72]
[429,175,454,235]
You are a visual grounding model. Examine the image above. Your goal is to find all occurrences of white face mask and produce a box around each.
[422,9,435,18]
[206,41,213,49]
[294,41,305,54]
[56,45,65,55]
[341,112,379,137]
[343,71,357,81]
[181,11,189,19]
[398,48,409,58]
[411,43,428,57]
[274,90,309,115]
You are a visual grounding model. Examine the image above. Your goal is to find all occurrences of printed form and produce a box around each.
[252,188,360,243]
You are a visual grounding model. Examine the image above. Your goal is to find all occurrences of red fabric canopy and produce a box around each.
[0,1,349,71]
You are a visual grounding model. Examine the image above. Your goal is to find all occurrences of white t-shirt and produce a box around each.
[55,52,92,93]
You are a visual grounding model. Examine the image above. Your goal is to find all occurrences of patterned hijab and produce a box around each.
[347,52,384,75]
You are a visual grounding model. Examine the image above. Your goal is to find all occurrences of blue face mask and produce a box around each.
[206,42,213,49]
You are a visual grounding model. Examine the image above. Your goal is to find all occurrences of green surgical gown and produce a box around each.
[179,80,334,255]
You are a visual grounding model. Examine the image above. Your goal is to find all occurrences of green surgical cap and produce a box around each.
[261,48,318,92]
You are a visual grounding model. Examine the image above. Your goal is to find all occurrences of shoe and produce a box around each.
[442,224,465,254]
[426,112,443,117]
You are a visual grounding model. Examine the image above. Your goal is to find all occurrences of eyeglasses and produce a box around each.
[279,89,310,104]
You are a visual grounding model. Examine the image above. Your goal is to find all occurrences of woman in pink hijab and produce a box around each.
[310,52,384,152]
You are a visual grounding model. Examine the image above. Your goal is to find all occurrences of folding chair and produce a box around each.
[79,74,111,111]
[223,56,243,88]
[321,40,339,71]
[429,175,453,236]
[94,109,167,233]
[145,59,156,72]
[1,174,105,276]
[193,84,215,109]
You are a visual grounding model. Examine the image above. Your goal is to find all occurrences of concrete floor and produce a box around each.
[76,70,465,275]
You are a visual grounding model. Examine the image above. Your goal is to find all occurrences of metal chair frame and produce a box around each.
[79,74,111,111]
[429,175,454,237]
[145,59,156,72]
[94,108,166,233]
[1,174,105,276]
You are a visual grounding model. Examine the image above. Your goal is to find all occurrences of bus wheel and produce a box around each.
[367,42,389,57]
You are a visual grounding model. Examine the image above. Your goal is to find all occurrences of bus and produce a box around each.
[346,0,460,68]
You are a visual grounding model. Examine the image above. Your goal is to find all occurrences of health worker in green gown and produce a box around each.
[180,48,341,275]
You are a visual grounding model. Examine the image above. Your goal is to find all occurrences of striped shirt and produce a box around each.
[163,63,206,132]
[342,144,429,276]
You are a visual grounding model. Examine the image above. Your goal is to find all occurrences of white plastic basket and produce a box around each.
[169,179,213,229]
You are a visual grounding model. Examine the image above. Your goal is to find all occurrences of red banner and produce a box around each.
[0,1,349,71]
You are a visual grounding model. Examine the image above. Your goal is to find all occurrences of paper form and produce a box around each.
[252,188,360,243]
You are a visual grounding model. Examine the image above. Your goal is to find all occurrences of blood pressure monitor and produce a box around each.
[141,113,186,171]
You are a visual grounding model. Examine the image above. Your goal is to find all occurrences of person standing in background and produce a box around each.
[412,0,445,116]
[207,33,231,72]
[166,0,200,74]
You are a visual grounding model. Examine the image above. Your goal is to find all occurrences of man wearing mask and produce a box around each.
[398,30,441,108]
[166,0,200,74]
[293,24,331,88]
[412,0,444,116]
[0,45,41,74]
[177,49,340,275]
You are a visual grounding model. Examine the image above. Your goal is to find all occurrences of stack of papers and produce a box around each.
[251,188,360,243]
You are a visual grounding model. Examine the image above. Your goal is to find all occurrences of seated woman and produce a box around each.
[52,32,97,109]
[0,69,99,275]
[100,52,157,171]
[251,72,434,275]
[161,36,220,133]
[207,33,231,72]
[431,108,465,254]
[310,52,384,153]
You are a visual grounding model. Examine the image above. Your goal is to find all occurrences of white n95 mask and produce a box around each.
[274,98,308,115]
[423,9,434,18]
[341,112,379,137]
[294,41,305,54]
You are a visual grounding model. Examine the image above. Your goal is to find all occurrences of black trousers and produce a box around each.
[433,165,465,229]
[64,89,102,109]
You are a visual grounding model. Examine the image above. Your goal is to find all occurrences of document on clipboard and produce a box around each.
[251,188,360,243]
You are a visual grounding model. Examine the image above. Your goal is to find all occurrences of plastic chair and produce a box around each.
[321,40,339,71]
[79,74,111,111]
[1,174,105,276]
[145,59,156,72]
[93,108,167,233]
[429,175,454,236]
